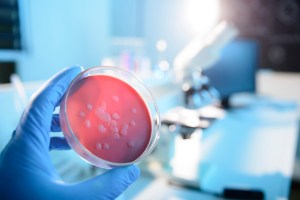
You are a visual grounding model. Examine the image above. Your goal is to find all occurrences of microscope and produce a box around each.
[155,21,239,186]
[174,21,238,109]
[161,21,239,138]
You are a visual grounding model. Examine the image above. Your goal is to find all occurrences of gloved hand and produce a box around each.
[0,66,140,200]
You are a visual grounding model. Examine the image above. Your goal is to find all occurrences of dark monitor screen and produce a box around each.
[203,39,258,102]
[0,62,16,84]
[220,0,300,72]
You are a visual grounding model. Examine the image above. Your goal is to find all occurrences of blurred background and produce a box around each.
[1,0,300,199]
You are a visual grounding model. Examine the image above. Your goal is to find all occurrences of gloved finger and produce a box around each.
[51,114,61,132]
[17,65,83,145]
[70,165,140,200]
[49,137,70,150]
[55,96,64,107]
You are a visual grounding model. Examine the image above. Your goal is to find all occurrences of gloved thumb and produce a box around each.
[70,165,140,200]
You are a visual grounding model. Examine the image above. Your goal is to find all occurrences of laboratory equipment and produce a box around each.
[173,21,239,108]
[220,0,300,72]
[157,21,238,192]
[203,39,258,107]
[174,21,239,83]
[60,66,160,169]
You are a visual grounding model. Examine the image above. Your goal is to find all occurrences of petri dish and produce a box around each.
[60,66,160,169]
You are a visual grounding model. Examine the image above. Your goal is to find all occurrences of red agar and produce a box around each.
[65,75,152,163]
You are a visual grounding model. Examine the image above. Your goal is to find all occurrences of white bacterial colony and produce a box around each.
[130,120,136,126]
[87,103,93,110]
[98,124,106,133]
[112,113,120,120]
[78,111,86,117]
[127,140,135,148]
[112,95,119,102]
[131,108,137,114]
[85,119,91,128]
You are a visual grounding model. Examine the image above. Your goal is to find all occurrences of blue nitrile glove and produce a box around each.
[0,66,140,200]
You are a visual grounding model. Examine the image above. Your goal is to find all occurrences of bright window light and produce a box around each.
[185,0,220,35]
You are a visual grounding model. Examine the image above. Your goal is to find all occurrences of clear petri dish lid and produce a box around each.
[60,66,160,169]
